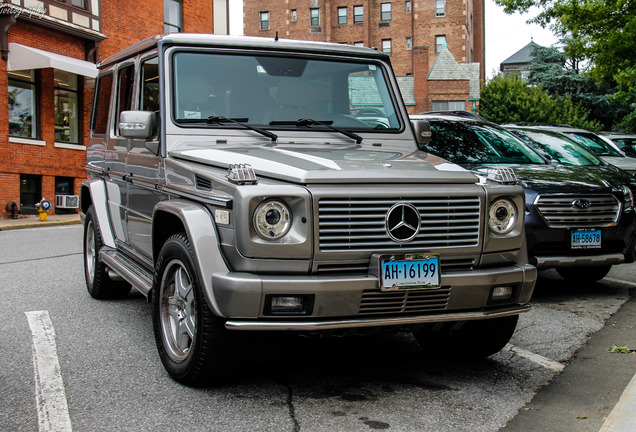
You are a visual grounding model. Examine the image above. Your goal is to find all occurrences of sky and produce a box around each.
[227,0,560,80]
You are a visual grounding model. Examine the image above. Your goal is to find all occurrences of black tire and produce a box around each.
[83,205,131,299]
[413,315,518,359]
[152,233,227,386]
[556,265,612,282]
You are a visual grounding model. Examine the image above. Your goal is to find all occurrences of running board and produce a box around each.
[100,247,153,298]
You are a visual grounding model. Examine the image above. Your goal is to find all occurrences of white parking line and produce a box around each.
[603,277,636,289]
[599,372,636,432]
[25,311,73,432]
[504,344,566,372]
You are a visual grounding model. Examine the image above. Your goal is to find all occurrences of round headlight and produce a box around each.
[253,200,292,240]
[489,198,517,234]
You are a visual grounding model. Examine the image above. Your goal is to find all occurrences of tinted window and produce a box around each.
[92,73,113,135]
[423,120,545,165]
[510,129,600,166]
[563,132,622,157]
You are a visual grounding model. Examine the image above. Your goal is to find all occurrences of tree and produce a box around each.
[479,74,600,130]
[528,45,630,130]
[494,0,636,132]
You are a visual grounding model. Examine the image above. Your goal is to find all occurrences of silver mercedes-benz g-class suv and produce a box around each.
[81,33,536,385]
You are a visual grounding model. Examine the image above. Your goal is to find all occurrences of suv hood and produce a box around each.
[169,141,479,184]
[468,164,630,194]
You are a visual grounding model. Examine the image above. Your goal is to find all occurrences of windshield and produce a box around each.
[610,137,636,157]
[422,120,546,165]
[171,51,401,131]
[510,129,601,166]
[562,132,623,157]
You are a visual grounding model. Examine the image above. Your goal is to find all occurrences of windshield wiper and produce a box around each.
[207,116,277,141]
[178,116,277,141]
[270,118,363,144]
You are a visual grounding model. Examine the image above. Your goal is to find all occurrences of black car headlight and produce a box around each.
[488,198,517,234]
[253,199,292,240]
[622,185,634,211]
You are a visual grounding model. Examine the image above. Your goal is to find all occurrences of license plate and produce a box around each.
[381,254,441,291]
[571,229,601,249]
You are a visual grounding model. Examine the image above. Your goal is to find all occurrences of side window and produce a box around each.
[115,64,135,135]
[140,57,160,137]
[91,73,113,135]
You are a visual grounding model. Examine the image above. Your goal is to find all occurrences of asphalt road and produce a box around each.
[1,224,634,432]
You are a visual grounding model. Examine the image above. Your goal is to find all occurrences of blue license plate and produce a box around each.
[571,229,601,249]
[381,255,441,291]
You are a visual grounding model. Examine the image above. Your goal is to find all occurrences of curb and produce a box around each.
[0,218,82,231]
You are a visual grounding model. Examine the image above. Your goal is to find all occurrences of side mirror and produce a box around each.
[411,120,431,146]
[119,110,156,140]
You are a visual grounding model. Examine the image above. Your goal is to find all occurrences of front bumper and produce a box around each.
[209,263,537,330]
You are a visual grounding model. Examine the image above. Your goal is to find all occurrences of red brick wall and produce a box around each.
[428,79,471,110]
[1,21,92,216]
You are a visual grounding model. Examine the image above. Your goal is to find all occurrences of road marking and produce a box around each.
[504,344,566,372]
[25,311,73,432]
[604,277,636,289]
[599,372,636,431]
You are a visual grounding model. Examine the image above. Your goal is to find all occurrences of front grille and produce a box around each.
[358,287,451,315]
[535,194,620,228]
[318,197,481,252]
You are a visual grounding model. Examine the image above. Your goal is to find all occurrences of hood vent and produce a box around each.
[195,174,212,191]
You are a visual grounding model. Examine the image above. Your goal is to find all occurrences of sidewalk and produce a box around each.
[0,213,82,230]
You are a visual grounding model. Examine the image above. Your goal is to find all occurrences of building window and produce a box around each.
[406,37,412,50]
[164,0,182,33]
[337,7,347,24]
[8,70,38,139]
[54,70,80,144]
[353,5,363,24]
[55,176,75,214]
[435,35,447,52]
[436,0,446,16]
[260,11,270,30]
[291,9,297,22]
[381,3,392,21]
[353,41,364,47]
[310,8,320,26]
[382,39,392,55]
[71,0,85,8]
[20,174,41,214]
[432,101,466,111]
[405,1,411,12]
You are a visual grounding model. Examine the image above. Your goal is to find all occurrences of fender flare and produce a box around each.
[82,179,116,248]
[153,200,231,317]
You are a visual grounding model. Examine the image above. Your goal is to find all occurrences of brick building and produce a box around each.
[243,0,484,114]
[0,0,213,218]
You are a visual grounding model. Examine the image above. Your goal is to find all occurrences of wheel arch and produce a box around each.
[81,179,116,248]
[152,200,230,317]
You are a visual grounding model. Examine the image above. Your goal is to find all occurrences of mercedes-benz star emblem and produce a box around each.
[386,202,421,243]
[572,199,592,209]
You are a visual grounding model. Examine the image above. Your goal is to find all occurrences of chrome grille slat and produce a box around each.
[535,194,620,228]
[319,197,481,251]
[359,288,451,315]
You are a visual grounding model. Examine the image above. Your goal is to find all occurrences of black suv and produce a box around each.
[410,112,636,282]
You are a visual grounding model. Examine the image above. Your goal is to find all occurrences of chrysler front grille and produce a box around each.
[534,194,620,228]
[318,197,481,252]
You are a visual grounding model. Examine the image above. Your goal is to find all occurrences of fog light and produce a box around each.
[491,286,513,300]
[270,296,305,313]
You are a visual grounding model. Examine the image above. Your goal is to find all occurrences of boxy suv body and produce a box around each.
[81,34,536,385]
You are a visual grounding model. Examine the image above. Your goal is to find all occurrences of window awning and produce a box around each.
[7,43,97,78]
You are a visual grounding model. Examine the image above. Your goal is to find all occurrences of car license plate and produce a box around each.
[571,229,601,249]
[381,254,440,291]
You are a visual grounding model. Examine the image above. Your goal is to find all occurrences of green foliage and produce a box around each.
[528,45,630,131]
[480,75,600,130]
[606,343,635,354]
[494,0,636,132]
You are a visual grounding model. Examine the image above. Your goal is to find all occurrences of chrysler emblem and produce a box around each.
[386,202,421,242]
[572,199,592,209]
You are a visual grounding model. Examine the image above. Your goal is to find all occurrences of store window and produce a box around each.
[54,70,80,144]
[9,70,38,139]
[338,7,347,24]
[381,3,392,21]
[353,5,363,24]
[310,8,320,26]
[20,174,41,214]
[164,0,182,33]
